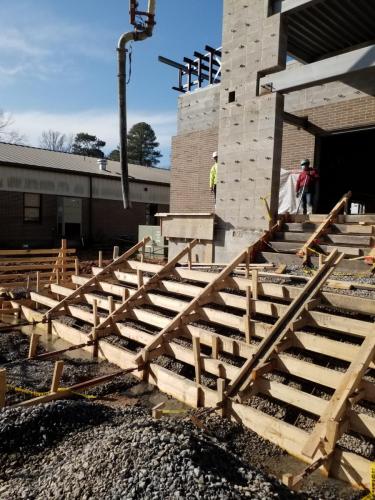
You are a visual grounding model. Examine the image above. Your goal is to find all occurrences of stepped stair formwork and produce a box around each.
[16,218,375,491]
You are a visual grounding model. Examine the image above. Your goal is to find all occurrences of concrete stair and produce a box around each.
[257,214,375,271]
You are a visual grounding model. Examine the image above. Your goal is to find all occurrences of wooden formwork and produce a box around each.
[14,233,375,490]
[0,239,77,290]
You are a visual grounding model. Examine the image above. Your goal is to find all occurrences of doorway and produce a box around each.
[57,197,82,241]
[317,128,375,213]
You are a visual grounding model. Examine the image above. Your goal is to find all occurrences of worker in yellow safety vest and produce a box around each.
[210,151,218,200]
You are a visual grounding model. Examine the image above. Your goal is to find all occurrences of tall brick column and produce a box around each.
[215,0,287,261]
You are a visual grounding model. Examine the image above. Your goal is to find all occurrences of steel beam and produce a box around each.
[260,44,375,94]
[272,0,324,15]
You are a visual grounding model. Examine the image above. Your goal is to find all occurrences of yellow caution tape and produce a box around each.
[362,463,375,499]
[6,384,96,400]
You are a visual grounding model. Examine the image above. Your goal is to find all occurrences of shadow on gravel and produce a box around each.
[0,401,114,454]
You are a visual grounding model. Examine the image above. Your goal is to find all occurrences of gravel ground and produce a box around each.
[0,401,365,500]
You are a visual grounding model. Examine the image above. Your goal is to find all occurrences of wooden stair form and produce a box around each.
[20,238,375,489]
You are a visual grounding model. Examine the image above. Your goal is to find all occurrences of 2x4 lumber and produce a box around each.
[135,248,250,362]
[298,201,353,254]
[44,238,151,318]
[95,240,198,336]
[19,306,374,489]
[0,256,76,264]
[0,263,75,272]
[270,241,362,257]
[231,402,370,489]
[50,360,64,393]
[283,223,373,235]
[227,251,342,399]
[0,248,75,256]
[28,333,41,359]
[275,232,371,247]
[259,44,375,94]
[302,333,375,459]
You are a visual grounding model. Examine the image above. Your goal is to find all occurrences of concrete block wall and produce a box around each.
[214,0,286,260]
[177,85,221,135]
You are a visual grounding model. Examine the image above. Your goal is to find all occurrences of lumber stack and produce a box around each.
[0,239,77,290]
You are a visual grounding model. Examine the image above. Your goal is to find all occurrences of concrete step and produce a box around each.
[291,214,375,224]
[283,222,374,235]
[274,232,372,247]
[257,251,371,272]
[269,240,366,257]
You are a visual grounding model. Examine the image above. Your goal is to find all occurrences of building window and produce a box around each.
[24,193,41,223]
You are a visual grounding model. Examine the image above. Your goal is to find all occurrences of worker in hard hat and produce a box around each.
[210,152,218,200]
[296,159,319,214]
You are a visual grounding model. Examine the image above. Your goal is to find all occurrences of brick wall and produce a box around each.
[0,192,57,248]
[170,128,218,213]
[282,96,375,171]
[0,191,169,248]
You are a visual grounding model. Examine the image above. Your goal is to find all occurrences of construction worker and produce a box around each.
[296,159,319,214]
[210,152,218,200]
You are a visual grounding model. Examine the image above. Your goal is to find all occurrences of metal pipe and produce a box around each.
[118,0,156,209]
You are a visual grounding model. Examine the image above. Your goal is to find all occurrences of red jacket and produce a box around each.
[296,169,319,193]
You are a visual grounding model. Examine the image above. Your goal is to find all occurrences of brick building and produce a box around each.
[165,0,375,261]
[0,143,169,248]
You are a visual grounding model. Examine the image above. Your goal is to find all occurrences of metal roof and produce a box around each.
[0,142,170,185]
[280,0,375,63]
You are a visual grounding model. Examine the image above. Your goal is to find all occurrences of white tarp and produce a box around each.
[278,168,300,214]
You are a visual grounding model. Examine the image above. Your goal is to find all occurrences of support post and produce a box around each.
[192,335,201,385]
[252,270,259,300]
[28,333,41,359]
[61,239,67,282]
[243,285,254,343]
[75,258,79,276]
[50,360,64,393]
[217,378,226,417]
[108,295,115,314]
[212,335,219,359]
[98,251,103,268]
[113,246,120,261]
[137,269,144,289]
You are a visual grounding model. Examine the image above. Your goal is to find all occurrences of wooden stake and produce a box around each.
[245,249,250,279]
[217,378,226,417]
[319,254,324,269]
[121,287,129,303]
[98,251,103,268]
[137,269,144,289]
[61,239,67,282]
[212,336,219,359]
[244,285,253,343]
[50,360,64,393]
[113,246,119,261]
[75,258,79,276]
[108,295,115,314]
[152,402,165,419]
[0,369,6,408]
[26,275,30,291]
[28,333,41,359]
[36,271,40,293]
[192,335,201,385]
[93,299,99,327]
[252,270,259,300]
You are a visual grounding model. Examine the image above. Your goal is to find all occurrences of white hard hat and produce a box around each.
[212,151,218,158]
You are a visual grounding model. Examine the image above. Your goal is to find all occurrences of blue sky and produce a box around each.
[0,0,223,167]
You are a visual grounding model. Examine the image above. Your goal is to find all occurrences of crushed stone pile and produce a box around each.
[0,401,365,500]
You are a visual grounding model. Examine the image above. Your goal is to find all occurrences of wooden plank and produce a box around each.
[296,192,351,258]
[275,232,371,247]
[0,263,76,272]
[302,333,375,460]
[192,336,201,384]
[44,238,151,318]
[0,248,75,256]
[231,402,371,488]
[284,222,373,235]
[50,360,64,393]
[135,248,250,363]
[227,251,343,399]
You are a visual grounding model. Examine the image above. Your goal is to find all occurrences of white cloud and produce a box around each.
[12,109,176,164]
[0,19,114,84]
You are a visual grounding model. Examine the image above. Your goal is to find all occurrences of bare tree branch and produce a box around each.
[39,130,72,152]
[0,110,27,145]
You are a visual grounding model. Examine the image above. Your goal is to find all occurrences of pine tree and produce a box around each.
[127,122,162,167]
[72,133,106,158]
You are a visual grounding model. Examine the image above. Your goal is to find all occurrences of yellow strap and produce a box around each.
[6,384,96,400]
